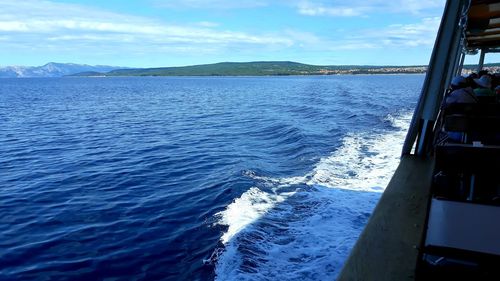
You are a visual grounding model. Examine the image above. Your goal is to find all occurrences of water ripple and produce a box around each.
[0,75,423,280]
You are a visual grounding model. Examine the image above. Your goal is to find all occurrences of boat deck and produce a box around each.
[338,155,435,281]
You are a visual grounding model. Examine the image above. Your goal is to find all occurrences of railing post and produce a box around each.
[458,52,466,75]
[478,48,485,72]
[402,0,467,156]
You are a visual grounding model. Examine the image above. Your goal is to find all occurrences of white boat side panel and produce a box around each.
[426,199,500,255]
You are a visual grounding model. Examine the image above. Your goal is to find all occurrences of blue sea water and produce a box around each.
[0,75,423,280]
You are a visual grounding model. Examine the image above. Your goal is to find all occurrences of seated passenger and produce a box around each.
[478,69,489,77]
[438,76,477,143]
[445,76,477,105]
[492,73,500,89]
[467,72,478,82]
[473,75,495,98]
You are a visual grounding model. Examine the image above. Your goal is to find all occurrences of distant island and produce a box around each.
[3,61,500,78]
[70,61,500,77]
[70,61,428,77]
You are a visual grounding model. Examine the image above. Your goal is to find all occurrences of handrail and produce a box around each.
[402,0,468,156]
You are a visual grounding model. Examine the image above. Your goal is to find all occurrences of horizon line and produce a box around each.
[1,60,496,69]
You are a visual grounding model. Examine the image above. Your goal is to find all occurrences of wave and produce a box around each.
[209,111,412,281]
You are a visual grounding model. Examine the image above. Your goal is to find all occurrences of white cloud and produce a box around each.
[196,21,220,28]
[153,0,444,15]
[284,16,440,52]
[329,41,378,50]
[294,0,445,17]
[296,2,365,16]
[151,0,268,9]
[378,17,441,47]
[0,0,293,54]
[284,30,322,45]
[0,18,291,45]
[395,0,445,15]
[343,17,441,48]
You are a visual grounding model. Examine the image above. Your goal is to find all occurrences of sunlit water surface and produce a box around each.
[0,75,423,280]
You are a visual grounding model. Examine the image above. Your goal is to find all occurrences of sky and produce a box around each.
[0,0,454,67]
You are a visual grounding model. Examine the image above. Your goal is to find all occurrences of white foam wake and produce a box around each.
[212,111,412,281]
[308,112,411,192]
[217,187,296,245]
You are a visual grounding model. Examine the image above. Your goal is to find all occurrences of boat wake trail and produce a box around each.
[210,111,412,281]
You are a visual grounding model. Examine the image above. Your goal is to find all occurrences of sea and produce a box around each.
[0,75,423,280]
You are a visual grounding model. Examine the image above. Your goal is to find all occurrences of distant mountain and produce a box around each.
[72,61,428,77]
[0,63,123,78]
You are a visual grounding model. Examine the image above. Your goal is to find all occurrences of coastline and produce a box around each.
[67,72,427,78]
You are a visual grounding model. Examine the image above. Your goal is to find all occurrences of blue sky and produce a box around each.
[0,0,451,67]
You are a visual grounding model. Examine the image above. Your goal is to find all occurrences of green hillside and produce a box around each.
[105,61,334,76]
[72,61,425,77]
[70,61,500,77]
